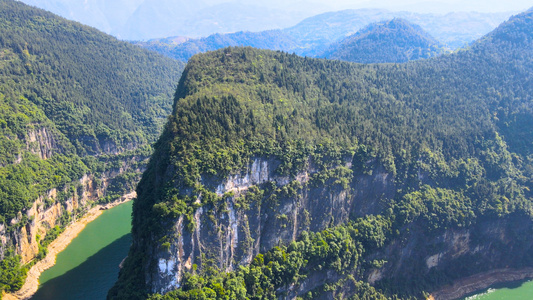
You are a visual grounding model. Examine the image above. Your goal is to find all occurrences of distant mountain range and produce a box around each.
[321,18,446,63]
[17,0,328,40]
[133,9,512,62]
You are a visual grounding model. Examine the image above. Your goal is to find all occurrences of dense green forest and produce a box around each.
[321,18,447,63]
[111,8,533,300]
[0,0,183,295]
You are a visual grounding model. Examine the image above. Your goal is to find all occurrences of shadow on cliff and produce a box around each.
[31,233,132,300]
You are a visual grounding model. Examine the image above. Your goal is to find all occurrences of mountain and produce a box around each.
[286,9,513,55]
[18,0,145,37]
[133,30,298,61]
[110,9,533,300]
[0,0,183,294]
[17,0,325,40]
[322,18,447,63]
[134,9,512,62]
[120,0,207,40]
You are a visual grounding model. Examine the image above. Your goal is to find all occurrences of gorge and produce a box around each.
[111,8,533,300]
[1,0,533,299]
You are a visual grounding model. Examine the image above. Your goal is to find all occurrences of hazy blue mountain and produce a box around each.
[133,9,512,61]
[133,30,298,61]
[120,0,207,40]
[285,9,513,55]
[19,0,144,37]
[17,0,324,40]
[322,18,447,63]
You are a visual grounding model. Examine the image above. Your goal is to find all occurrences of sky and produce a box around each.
[18,0,532,40]
[203,0,532,14]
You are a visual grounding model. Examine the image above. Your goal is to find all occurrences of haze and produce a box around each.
[18,0,532,40]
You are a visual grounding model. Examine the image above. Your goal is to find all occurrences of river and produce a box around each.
[26,200,533,300]
[462,280,533,300]
[31,201,132,300]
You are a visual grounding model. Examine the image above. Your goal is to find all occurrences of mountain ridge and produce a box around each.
[111,8,533,300]
[134,9,513,62]
[0,0,183,295]
[321,18,447,63]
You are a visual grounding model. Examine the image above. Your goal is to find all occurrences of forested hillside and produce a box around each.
[322,18,447,63]
[0,0,183,295]
[111,9,533,300]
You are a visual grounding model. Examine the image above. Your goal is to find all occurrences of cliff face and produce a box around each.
[146,157,395,294]
[115,10,533,299]
[0,124,145,267]
[278,215,533,299]
[142,156,533,297]
[26,127,59,160]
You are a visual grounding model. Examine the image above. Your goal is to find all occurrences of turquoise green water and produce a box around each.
[31,201,132,300]
[463,280,533,300]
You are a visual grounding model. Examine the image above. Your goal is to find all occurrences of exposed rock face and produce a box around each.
[0,122,147,265]
[145,157,396,294]
[347,216,533,300]
[26,127,58,160]
[0,224,6,260]
[3,167,137,265]
[12,176,97,264]
[139,157,533,297]
[261,215,533,299]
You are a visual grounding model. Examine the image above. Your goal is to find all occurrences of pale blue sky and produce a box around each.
[205,0,531,13]
[18,0,531,40]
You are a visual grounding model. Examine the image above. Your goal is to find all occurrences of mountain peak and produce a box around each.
[322,18,446,63]
[473,9,533,51]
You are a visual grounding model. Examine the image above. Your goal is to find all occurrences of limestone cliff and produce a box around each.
[140,155,394,294]
[112,10,533,299]
[0,124,146,268]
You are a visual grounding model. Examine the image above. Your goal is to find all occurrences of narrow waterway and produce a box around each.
[463,280,533,300]
[31,201,132,300]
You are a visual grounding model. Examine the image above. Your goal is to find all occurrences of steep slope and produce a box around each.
[322,18,446,63]
[111,9,533,300]
[0,0,183,295]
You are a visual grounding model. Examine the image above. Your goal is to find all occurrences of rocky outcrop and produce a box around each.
[139,155,533,298]
[3,165,144,268]
[0,223,6,260]
[429,268,533,300]
[0,119,148,267]
[11,175,97,264]
[26,127,59,160]
[145,157,396,294]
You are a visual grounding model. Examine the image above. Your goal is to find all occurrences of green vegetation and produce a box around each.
[0,250,27,293]
[113,8,533,299]
[321,18,447,63]
[0,0,183,295]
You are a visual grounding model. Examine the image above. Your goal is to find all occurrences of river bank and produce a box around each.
[428,267,533,300]
[4,192,136,300]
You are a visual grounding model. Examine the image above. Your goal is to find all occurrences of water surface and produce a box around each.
[463,279,533,300]
[31,201,132,300]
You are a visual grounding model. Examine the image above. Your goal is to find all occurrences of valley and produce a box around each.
[1,1,532,300]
